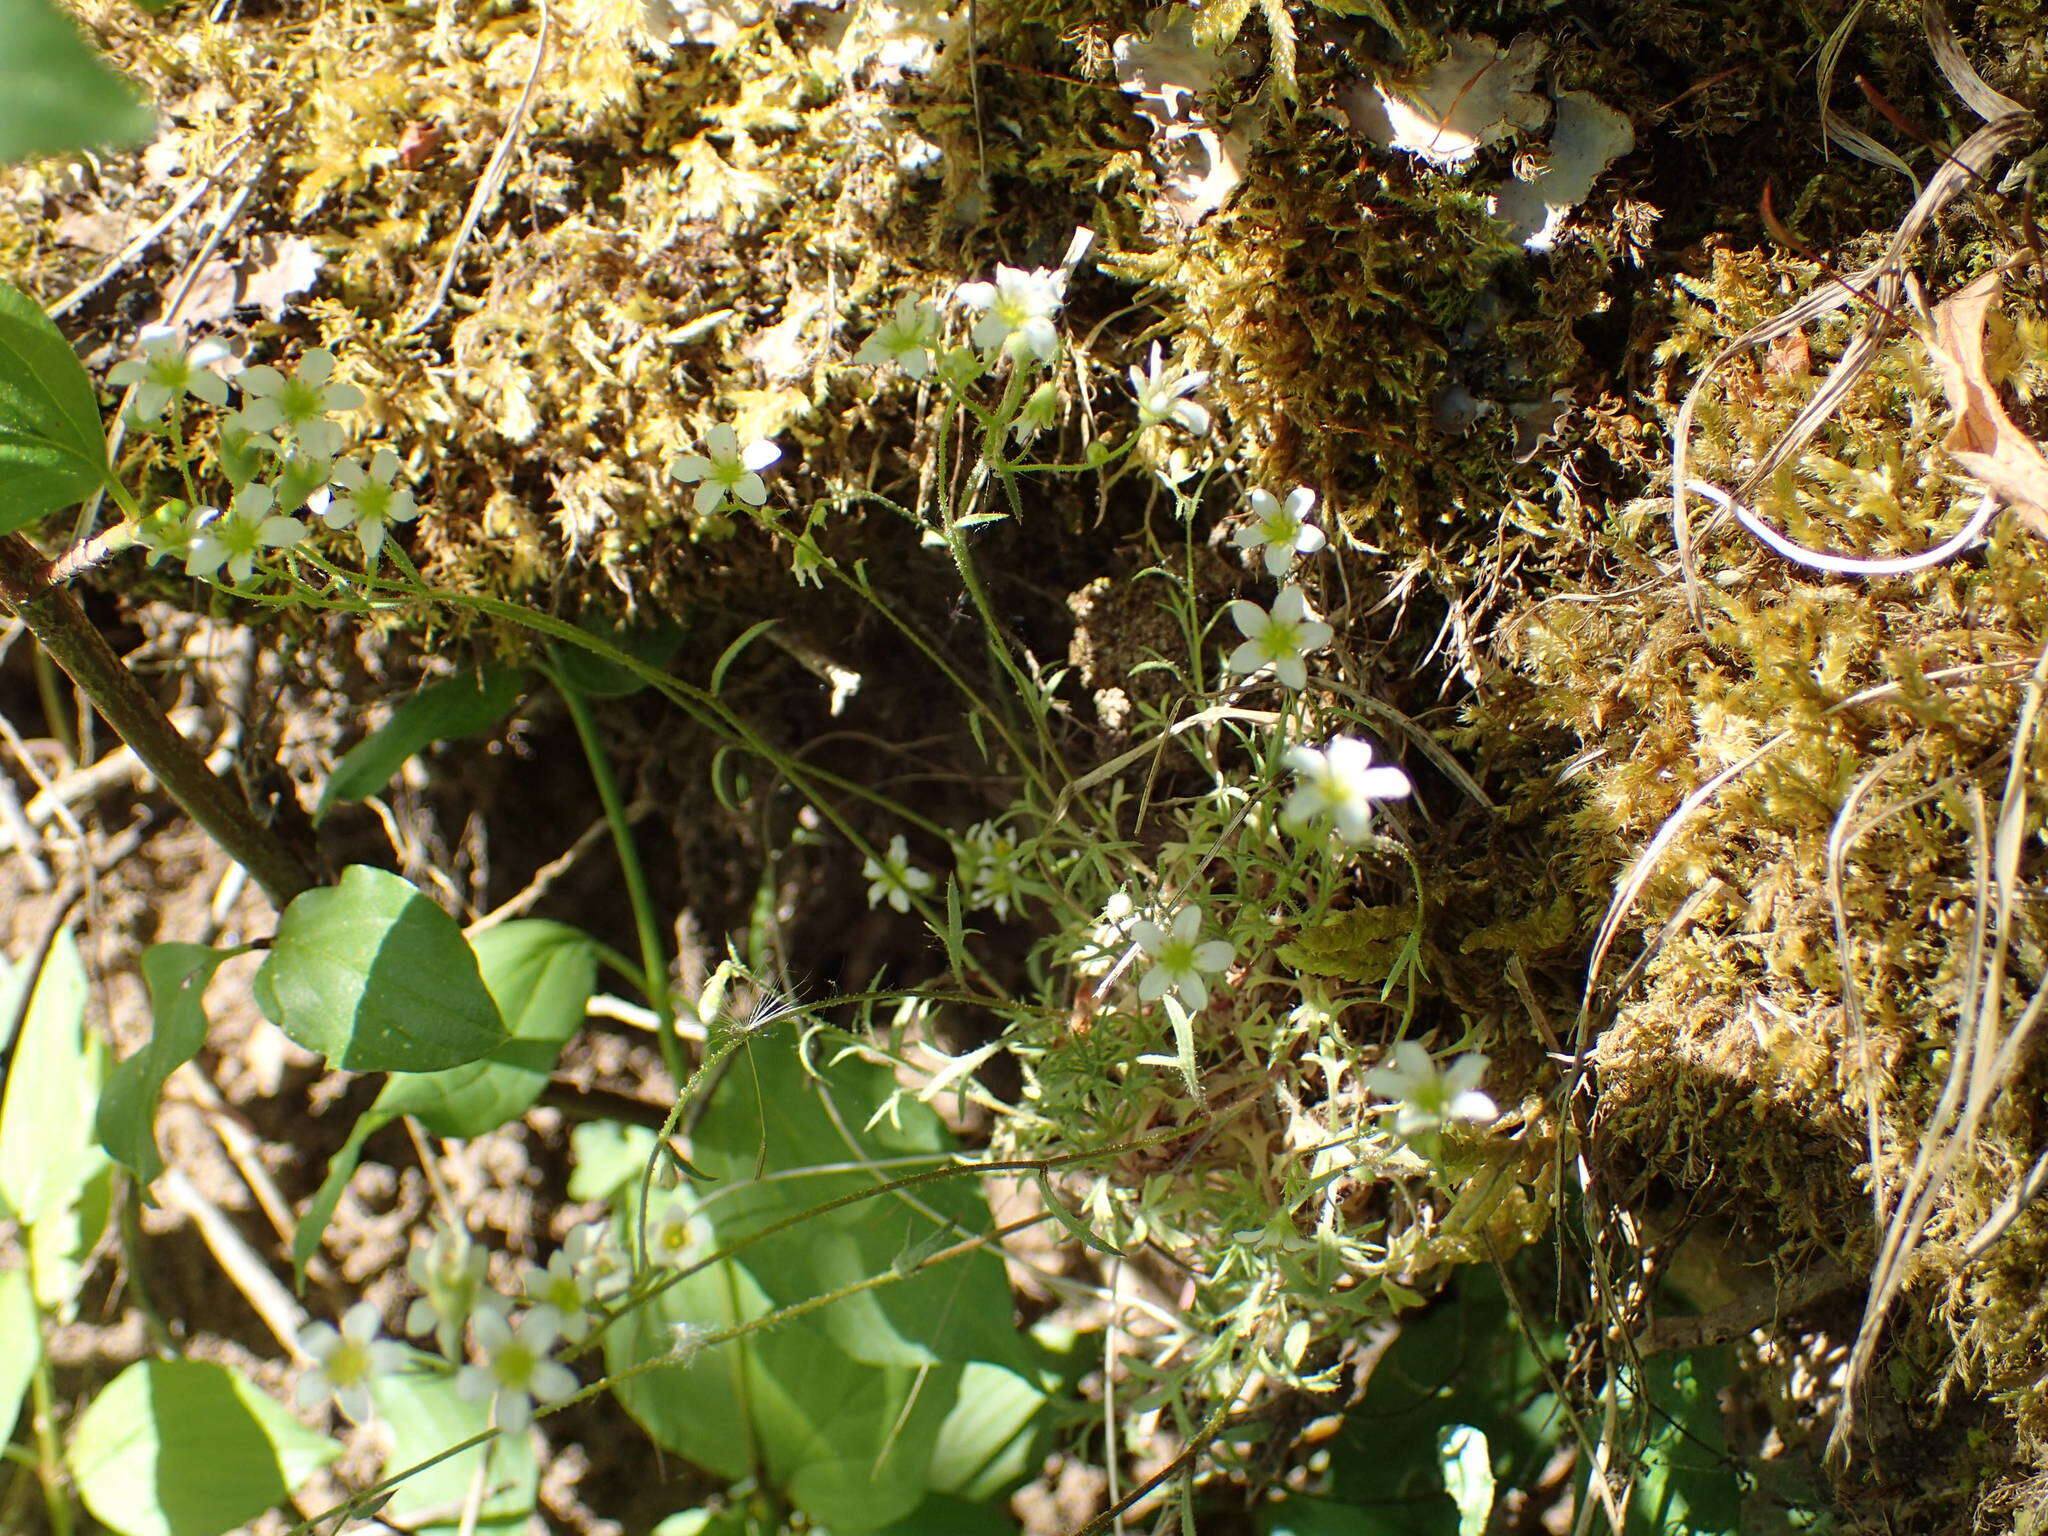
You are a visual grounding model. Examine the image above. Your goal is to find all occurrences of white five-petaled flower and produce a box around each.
[456,1308,577,1432]
[109,326,232,422]
[230,349,364,459]
[183,484,306,585]
[672,425,781,515]
[1226,584,1333,691]
[323,447,421,560]
[864,833,934,914]
[522,1251,605,1343]
[1283,736,1412,842]
[406,1223,491,1359]
[1128,343,1210,435]
[1132,905,1234,1011]
[647,1198,705,1268]
[294,1301,405,1423]
[854,296,942,380]
[1363,1042,1497,1138]
[563,1223,624,1287]
[1234,487,1326,577]
[954,264,1065,364]
[961,820,1031,919]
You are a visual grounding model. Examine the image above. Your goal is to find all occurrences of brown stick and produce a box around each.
[0,531,324,906]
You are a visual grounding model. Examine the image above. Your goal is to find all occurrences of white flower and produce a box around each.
[406,1223,491,1359]
[523,1250,607,1342]
[1128,343,1210,435]
[230,349,363,458]
[295,1302,405,1422]
[1363,1042,1497,1138]
[854,296,941,380]
[1131,905,1234,1011]
[1233,487,1326,577]
[960,820,1031,919]
[1226,584,1333,691]
[323,447,421,560]
[1153,446,1201,494]
[563,1223,624,1288]
[109,326,232,422]
[182,484,306,584]
[1283,737,1411,842]
[864,833,934,914]
[456,1308,577,1432]
[954,264,1065,364]
[647,1198,704,1268]
[1073,887,1137,977]
[671,425,781,515]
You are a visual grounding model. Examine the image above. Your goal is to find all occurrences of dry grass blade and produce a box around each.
[1814,0,1917,185]
[1825,751,1947,1234]
[1578,659,2036,1048]
[1921,0,2029,123]
[1669,1,2037,616]
[1830,640,2048,1459]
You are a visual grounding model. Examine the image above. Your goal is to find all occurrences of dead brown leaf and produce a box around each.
[1929,270,2048,538]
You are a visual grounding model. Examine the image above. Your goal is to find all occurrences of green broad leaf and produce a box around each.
[0,277,115,529]
[869,1493,1020,1536]
[290,1110,379,1285]
[0,931,105,1227]
[252,865,506,1072]
[569,1119,658,1203]
[1327,1266,1565,1528]
[609,1257,958,1536]
[605,1039,1042,1536]
[29,1159,111,1316]
[315,667,529,823]
[1438,1425,1494,1536]
[66,1359,339,1536]
[0,1266,38,1451]
[374,920,595,1136]
[923,1361,1046,1501]
[1609,1350,1742,1536]
[97,944,242,1183]
[371,1359,538,1535]
[0,0,154,164]
[550,619,686,699]
[684,1039,1027,1374]
[291,922,596,1281]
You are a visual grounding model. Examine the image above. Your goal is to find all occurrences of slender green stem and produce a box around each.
[544,654,683,1085]
[28,1350,72,1536]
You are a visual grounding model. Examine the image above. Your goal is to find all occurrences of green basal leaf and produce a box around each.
[252,865,506,1072]
[315,667,530,823]
[97,944,244,1183]
[605,1038,1044,1534]
[549,618,686,699]
[66,1359,339,1536]
[0,277,116,528]
[1438,1424,1494,1536]
[0,1266,38,1452]
[290,921,596,1280]
[373,919,596,1136]
[371,1360,538,1535]
[0,930,104,1227]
